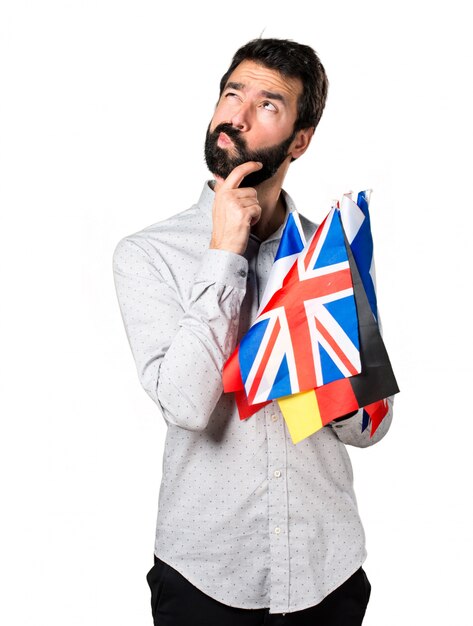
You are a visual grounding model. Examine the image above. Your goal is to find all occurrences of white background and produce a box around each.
[1,1,471,624]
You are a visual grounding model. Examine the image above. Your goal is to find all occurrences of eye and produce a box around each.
[262,101,277,112]
[225,92,238,98]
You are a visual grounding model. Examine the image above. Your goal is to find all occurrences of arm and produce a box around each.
[112,237,248,431]
[329,396,394,447]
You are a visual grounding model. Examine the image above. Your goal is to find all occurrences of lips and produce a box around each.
[217,132,233,147]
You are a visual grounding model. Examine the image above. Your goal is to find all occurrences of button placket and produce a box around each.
[266,402,290,612]
[259,235,291,612]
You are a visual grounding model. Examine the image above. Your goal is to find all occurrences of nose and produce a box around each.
[230,101,252,132]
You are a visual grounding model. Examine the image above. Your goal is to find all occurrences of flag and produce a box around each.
[223,208,362,405]
[223,190,399,443]
[339,190,378,320]
[257,209,306,315]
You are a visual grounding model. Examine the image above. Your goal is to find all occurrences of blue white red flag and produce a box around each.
[236,208,362,405]
[338,190,389,432]
[256,210,306,315]
[339,190,378,320]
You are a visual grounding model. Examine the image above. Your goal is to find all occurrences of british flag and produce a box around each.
[236,208,362,405]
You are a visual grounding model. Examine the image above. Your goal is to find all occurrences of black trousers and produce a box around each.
[146,554,371,625]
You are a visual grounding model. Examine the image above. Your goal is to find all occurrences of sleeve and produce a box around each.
[328,396,394,448]
[112,237,248,431]
[328,309,395,448]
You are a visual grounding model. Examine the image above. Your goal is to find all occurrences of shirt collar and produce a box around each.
[198,180,297,245]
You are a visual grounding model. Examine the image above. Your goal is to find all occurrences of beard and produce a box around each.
[204,121,297,188]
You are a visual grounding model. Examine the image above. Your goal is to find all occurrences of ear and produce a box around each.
[289,127,315,160]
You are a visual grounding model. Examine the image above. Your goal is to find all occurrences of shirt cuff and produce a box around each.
[194,248,249,290]
[330,409,363,429]
[332,410,359,423]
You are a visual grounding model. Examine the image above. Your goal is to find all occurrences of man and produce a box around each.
[113,38,393,625]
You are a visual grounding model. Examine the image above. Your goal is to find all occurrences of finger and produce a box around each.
[248,205,262,226]
[234,187,258,200]
[223,161,263,190]
[238,196,260,209]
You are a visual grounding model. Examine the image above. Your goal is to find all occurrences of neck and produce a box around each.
[249,178,287,241]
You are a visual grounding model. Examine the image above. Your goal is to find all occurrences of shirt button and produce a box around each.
[271,413,278,422]
[274,470,281,478]
[274,526,281,535]
[238,269,247,277]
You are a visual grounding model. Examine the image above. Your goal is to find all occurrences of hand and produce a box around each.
[209,161,263,255]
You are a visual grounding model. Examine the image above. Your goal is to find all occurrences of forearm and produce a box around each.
[156,249,248,430]
[329,395,394,447]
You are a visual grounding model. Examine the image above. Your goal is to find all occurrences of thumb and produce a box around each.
[223,161,263,189]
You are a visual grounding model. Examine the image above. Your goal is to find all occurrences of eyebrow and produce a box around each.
[224,81,287,105]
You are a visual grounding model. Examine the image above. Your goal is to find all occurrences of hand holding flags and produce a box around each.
[223,190,399,444]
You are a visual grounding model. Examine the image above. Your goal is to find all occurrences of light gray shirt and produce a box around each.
[112,180,393,614]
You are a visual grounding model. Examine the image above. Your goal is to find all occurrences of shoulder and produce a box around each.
[281,188,318,242]
[112,187,213,284]
[298,211,318,242]
[115,202,209,258]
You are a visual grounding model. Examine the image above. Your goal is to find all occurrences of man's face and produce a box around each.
[204,60,303,187]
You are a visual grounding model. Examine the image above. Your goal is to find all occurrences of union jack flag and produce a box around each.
[235,208,362,405]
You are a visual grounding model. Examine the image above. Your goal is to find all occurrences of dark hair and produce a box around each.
[218,38,329,133]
